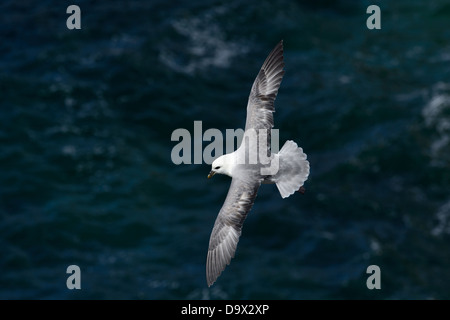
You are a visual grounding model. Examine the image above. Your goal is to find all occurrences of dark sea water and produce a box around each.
[1,0,450,299]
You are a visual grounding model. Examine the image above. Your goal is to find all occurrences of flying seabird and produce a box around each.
[206,40,310,286]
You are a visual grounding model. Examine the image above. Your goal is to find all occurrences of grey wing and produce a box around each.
[244,40,285,132]
[206,178,260,286]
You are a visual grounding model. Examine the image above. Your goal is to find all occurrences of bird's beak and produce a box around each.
[207,170,216,179]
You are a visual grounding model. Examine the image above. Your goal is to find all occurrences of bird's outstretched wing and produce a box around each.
[244,40,285,133]
[206,178,260,286]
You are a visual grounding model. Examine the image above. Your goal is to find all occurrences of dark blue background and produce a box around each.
[1,0,450,299]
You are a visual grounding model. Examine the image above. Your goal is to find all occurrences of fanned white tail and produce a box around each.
[274,140,310,198]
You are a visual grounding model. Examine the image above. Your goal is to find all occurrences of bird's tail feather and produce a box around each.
[274,140,310,198]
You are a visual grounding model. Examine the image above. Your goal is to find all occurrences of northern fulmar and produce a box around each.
[206,40,310,286]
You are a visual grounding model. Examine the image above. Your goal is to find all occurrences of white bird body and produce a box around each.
[206,41,310,286]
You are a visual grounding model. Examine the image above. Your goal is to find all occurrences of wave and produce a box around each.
[422,82,450,166]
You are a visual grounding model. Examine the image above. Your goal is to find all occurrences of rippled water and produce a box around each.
[1,0,450,299]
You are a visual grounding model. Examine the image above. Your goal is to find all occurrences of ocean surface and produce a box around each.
[1,0,450,299]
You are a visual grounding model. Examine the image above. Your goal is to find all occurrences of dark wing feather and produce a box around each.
[244,40,285,133]
[206,178,260,286]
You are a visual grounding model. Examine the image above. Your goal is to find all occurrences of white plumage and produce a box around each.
[206,41,310,286]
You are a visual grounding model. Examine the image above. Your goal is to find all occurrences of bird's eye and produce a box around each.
[214,166,221,170]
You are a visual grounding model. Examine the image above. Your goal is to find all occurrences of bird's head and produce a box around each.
[208,154,233,178]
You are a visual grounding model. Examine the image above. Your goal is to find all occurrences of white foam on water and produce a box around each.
[431,199,450,236]
[422,82,450,166]
[159,6,248,75]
